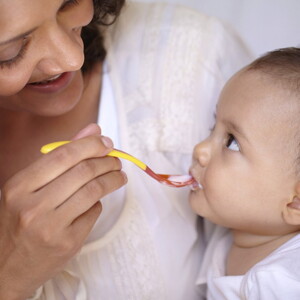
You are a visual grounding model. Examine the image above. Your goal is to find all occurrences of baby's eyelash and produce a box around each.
[209,112,217,132]
[209,124,215,132]
[0,38,29,70]
[226,133,240,152]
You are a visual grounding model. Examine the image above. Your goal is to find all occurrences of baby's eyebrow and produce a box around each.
[226,120,249,143]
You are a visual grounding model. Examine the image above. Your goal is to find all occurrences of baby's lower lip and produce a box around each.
[190,181,203,191]
[188,169,203,191]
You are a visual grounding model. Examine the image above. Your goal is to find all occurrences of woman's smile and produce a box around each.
[26,71,75,94]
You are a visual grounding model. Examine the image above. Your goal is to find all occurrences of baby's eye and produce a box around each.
[226,134,240,152]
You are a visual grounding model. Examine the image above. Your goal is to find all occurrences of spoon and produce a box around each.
[40,141,197,188]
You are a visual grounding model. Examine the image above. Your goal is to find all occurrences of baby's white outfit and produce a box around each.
[197,226,300,299]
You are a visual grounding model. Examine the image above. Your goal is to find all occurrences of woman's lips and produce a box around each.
[25,72,74,94]
[30,73,62,84]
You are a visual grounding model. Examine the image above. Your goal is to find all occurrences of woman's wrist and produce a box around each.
[0,273,33,300]
[0,287,26,300]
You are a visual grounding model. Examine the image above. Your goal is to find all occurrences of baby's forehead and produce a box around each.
[218,68,299,129]
[224,68,294,102]
[232,68,276,86]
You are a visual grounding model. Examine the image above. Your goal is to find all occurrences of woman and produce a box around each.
[0,0,252,299]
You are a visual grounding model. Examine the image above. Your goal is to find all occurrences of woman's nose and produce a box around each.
[193,138,212,168]
[36,24,84,74]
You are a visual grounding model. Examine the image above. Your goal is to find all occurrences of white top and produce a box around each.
[197,226,300,300]
[29,2,252,299]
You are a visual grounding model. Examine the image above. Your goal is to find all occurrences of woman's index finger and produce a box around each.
[9,136,113,193]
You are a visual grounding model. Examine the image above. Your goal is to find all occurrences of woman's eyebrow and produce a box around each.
[0,27,37,46]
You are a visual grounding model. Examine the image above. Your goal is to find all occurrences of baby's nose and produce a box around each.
[193,139,211,168]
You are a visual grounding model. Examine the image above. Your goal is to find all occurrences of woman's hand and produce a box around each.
[0,124,127,300]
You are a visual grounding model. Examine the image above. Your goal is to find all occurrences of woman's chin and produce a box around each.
[32,95,82,117]
[12,71,84,116]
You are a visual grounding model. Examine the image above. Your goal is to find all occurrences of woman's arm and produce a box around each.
[0,125,127,300]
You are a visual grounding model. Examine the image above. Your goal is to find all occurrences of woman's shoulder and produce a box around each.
[106,1,251,69]
[114,1,233,36]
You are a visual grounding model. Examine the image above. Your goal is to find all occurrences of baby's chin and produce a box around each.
[188,190,206,217]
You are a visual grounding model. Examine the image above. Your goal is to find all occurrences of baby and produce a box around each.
[189,47,300,299]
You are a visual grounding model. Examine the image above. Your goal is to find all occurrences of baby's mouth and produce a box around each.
[189,168,203,191]
[190,180,203,191]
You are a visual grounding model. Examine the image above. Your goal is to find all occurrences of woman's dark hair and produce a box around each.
[81,0,125,72]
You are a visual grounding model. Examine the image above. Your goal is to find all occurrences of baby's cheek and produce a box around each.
[204,168,232,205]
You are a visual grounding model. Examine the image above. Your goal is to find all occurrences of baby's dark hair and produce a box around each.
[247,47,300,175]
[81,0,125,72]
[247,47,300,95]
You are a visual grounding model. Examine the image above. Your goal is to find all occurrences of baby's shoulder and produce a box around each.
[241,234,300,299]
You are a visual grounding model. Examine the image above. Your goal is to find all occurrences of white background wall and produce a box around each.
[138,0,300,57]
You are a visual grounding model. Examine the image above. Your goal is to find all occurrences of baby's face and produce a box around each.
[189,70,299,235]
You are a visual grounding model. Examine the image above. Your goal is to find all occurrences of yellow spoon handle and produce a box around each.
[40,141,70,153]
[107,149,146,170]
[40,141,147,171]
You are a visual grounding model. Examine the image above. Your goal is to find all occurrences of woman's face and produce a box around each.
[0,0,94,116]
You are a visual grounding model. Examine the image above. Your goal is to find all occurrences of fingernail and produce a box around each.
[121,171,128,183]
[72,123,101,140]
[101,136,113,148]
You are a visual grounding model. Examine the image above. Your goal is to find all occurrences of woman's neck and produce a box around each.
[226,230,298,276]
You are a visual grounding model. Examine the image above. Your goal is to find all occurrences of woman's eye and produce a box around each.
[0,39,25,61]
[226,134,240,152]
[0,38,29,69]
[60,0,79,10]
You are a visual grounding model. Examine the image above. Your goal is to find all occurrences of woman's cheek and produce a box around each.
[0,68,32,96]
[72,0,94,27]
[84,0,94,25]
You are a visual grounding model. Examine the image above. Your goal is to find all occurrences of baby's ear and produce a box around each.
[283,182,300,225]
